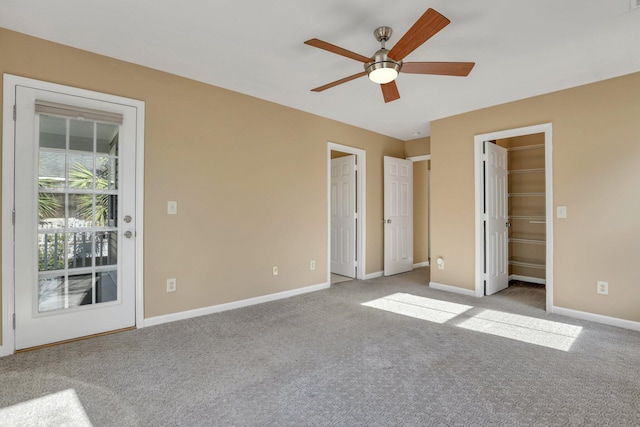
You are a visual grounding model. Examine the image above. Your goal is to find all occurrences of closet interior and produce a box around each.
[497,133,546,284]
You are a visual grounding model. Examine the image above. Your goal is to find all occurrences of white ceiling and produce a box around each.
[1,0,639,140]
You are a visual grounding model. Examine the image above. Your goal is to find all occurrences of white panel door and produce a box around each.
[330,155,356,278]
[384,156,413,276]
[484,141,509,295]
[13,85,137,349]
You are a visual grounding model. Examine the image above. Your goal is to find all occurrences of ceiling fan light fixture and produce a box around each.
[365,48,402,84]
[368,65,399,84]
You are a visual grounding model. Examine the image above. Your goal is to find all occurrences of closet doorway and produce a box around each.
[474,124,553,311]
[327,143,366,284]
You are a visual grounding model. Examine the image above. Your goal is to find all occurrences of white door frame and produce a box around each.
[407,155,431,267]
[327,142,366,282]
[1,74,145,356]
[474,123,553,311]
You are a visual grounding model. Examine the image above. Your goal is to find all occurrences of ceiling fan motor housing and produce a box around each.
[365,48,402,83]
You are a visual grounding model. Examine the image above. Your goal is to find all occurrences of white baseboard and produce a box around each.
[429,282,477,297]
[413,261,430,268]
[144,282,330,328]
[363,271,384,280]
[551,306,640,332]
[509,274,546,285]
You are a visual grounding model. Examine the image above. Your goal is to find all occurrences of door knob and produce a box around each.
[123,215,132,223]
[387,219,392,224]
[124,231,133,239]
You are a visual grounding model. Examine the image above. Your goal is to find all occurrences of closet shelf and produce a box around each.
[509,238,545,245]
[508,168,545,175]
[509,258,546,269]
[507,144,544,152]
[509,215,545,221]
[508,192,545,197]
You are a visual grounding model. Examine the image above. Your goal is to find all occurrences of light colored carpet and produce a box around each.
[1,268,639,426]
[331,273,354,284]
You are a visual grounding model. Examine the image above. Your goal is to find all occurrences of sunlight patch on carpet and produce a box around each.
[457,309,583,351]
[363,293,583,351]
[362,293,473,324]
[0,388,92,426]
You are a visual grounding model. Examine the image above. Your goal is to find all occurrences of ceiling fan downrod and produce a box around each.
[366,26,402,84]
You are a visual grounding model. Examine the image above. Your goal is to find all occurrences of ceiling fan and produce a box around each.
[304,8,475,103]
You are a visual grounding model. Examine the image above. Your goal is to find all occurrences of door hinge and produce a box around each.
[12,209,15,225]
[483,213,488,222]
[12,313,16,330]
[482,153,487,162]
[13,105,17,121]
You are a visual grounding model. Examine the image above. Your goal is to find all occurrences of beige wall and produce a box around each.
[405,137,430,158]
[0,28,405,343]
[431,71,640,322]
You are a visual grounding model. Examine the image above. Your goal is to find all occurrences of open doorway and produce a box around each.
[327,143,366,285]
[474,124,553,311]
[408,155,431,270]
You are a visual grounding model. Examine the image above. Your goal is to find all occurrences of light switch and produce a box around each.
[556,206,567,218]
[168,201,178,215]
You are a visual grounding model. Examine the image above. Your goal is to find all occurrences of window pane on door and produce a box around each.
[96,270,117,303]
[36,113,120,314]
[38,275,66,312]
[69,119,94,152]
[38,193,65,229]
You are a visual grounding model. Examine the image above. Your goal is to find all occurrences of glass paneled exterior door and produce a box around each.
[13,83,138,350]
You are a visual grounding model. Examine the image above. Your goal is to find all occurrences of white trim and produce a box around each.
[144,281,330,327]
[474,123,554,309]
[1,74,145,357]
[134,97,145,329]
[327,143,366,282]
[413,261,430,268]
[509,274,546,285]
[363,271,384,280]
[1,76,16,357]
[407,154,431,162]
[552,306,640,332]
[429,282,476,297]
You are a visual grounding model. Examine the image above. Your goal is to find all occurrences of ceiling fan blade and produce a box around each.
[304,39,371,63]
[388,8,450,61]
[381,81,400,103]
[311,72,367,92]
[402,62,475,76]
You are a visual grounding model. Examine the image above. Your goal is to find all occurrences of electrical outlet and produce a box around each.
[272,266,278,276]
[557,205,567,218]
[596,281,608,295]
[437,257,445,270]
[167,201,178,215]
[167,278,177,293]
[310,260,316,270]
